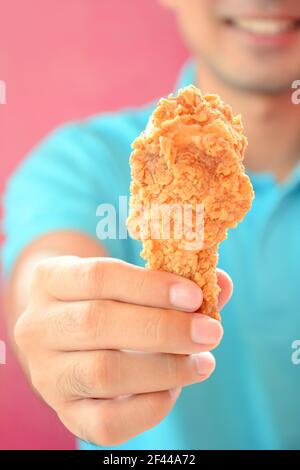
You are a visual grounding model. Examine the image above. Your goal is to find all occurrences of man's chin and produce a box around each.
[209,62,299,95]
[224,77,296,95]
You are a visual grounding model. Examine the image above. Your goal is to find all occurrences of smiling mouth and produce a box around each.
[224,18,300,36]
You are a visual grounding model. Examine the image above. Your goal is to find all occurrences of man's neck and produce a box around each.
[197,66,300,182]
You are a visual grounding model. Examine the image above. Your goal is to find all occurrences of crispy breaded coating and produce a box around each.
[127,85,254,320]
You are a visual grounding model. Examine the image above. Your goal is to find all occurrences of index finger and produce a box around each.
[35,256,203,312]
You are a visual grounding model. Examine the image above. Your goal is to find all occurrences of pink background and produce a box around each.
[0,0,188,450]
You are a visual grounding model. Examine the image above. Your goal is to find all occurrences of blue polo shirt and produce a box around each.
[2,63,300,450]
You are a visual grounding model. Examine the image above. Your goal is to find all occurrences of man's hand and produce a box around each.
[14,256,232,446]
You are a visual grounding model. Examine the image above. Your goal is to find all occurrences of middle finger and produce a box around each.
[43,300,223,354]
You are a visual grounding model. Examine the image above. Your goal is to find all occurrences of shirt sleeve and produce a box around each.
[1,121,129,278]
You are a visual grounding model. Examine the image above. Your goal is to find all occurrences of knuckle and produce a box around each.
[86,261,105,295]
[52,310,70,337]
[82,301,108,340]
[165,354,182,383]
[82,302,98,335]
[91,351,117,395]
[135,269,148,295]
[57,362,87,399]
[143,310,165,344]
[165,353,201,385]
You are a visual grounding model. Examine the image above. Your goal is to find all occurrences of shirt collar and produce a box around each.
[247,164,300,194]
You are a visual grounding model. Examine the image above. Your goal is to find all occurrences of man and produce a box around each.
[3,0,300,450]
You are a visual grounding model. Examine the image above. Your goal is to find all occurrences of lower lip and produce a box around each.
[226,23,300,48]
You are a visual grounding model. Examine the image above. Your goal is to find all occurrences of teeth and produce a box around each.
[233,19,295,35]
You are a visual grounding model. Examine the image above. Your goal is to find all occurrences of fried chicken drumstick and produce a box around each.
[127,85,254,320]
